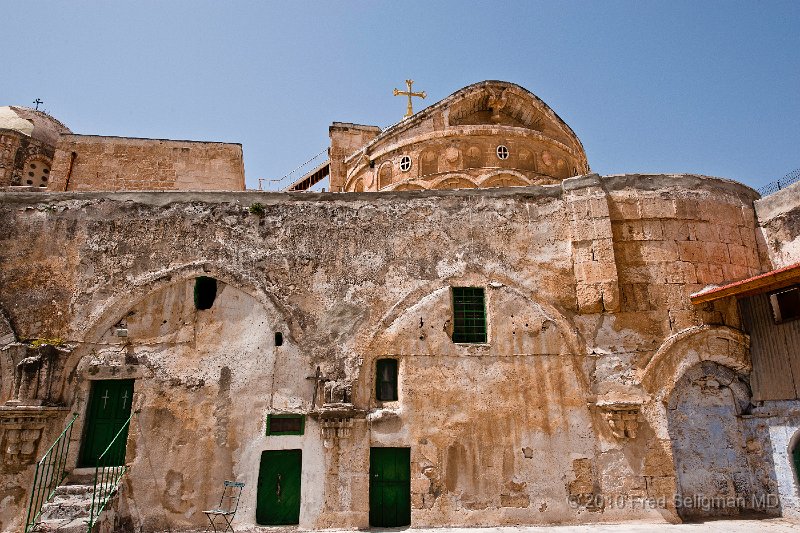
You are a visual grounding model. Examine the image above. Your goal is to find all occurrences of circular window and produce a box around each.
[496,145,509,160]
[30,163,36,169]
[399,155,412,172]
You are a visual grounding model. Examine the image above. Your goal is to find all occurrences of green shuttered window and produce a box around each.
[452,287,487,343]
[376,359,398,401]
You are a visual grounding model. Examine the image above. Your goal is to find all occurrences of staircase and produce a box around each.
[26,413,132,533]
[33,469,122,532]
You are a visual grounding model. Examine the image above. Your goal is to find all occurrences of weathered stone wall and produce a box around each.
[47,135,245,192]
[0,174,785,531]
[756,180,800,268]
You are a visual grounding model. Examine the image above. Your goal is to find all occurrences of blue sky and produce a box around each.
[3,1,798,191]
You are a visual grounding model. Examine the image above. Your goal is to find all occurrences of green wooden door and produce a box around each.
[79,379,134,467]
[256,450,302,525]
[370,447,410,527]
[793,442,800,485]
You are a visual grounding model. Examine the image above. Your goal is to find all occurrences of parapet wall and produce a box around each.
[0,174,778,531]
[48,134,245,192]
[755,179,800,268]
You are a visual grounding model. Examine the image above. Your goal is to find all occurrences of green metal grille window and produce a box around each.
[266,414,305,436]
[376,359,398,401]
[452,287,487,343]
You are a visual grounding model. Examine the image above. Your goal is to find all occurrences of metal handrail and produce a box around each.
[24,413,79,533]
[87,413,133,532]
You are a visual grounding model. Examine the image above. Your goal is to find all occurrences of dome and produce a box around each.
[0,106,71,146]
[336,80,590,192]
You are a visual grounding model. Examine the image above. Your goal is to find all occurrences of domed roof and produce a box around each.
[0,106,71,146]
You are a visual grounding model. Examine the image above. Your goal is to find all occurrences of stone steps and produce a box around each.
[33,468,123,532]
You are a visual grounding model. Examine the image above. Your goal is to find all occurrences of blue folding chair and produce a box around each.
[203,480,244,532]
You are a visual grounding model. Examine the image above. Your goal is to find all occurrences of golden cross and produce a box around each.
[393,79,426,118]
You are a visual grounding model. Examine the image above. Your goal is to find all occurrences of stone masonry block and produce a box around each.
[663,261,697,285]
[677,240,706,263]
[576,283,604,314]
[639,198,676,219]
[727,244,749,267]
[639,240,679,262]
[608,199,641,221]
[661,220,696,241]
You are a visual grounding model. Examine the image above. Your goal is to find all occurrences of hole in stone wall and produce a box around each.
[275,332,283,347]
[194,276,217,310]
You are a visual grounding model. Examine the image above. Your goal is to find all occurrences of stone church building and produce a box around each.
[1,81,799,532]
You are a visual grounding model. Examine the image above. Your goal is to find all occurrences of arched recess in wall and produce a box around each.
[391,181,425,192]
[420,149,438,177]
[640,325,751,402]
[479,170,530,188]
[354,275,589,405]
[464,145,483,169]
[430,175,478,190]
[377,163,393,190]
[666,361,768,521]
[58,263,294,402]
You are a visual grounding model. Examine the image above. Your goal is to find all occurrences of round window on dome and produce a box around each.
[399,155,412,172]
[496,145,509,160]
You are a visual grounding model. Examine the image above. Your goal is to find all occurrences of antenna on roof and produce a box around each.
[33,98,43,111]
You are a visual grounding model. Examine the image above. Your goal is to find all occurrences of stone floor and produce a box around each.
[181,518,800,533]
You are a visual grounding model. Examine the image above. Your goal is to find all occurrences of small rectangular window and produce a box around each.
[266,414,305,436]
[769,286,800,324]
[376,359,398,401]
[452,287,487,343]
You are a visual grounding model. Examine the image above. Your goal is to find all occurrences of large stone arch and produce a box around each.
[352,275,601,523]
[57,262,316,530]
[666,360,773,520]
[640,325,750,402]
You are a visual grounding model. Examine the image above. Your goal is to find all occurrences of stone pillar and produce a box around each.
[563,174,621,313]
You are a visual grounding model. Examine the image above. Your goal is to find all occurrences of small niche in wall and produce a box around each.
[275,332,283,347]
[194,276,217,310]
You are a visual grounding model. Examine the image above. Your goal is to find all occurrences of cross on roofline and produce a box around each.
[393,79,426,119]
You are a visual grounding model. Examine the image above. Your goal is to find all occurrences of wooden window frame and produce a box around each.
[452,287,488,344]
[768,285,800,324]
[266,413,305,436]
[376,358,398,402]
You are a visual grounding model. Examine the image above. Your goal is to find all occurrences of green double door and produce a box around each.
[256,450,302,525]
[370,447,410,528]
[79,379,134,467]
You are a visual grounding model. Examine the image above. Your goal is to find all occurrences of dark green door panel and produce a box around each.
[793,442,800,485]
[256,449,302,525]
[79,380,134,467]
[369,447,410,527]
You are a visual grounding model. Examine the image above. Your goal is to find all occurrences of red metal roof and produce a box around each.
[690,262,800,304]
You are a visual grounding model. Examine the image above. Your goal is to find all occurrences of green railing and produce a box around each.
[87,413,132,532]
[24,413,79,533]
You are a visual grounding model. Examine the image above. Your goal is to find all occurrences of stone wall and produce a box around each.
[756,180,800,268]
[47,135,245,192]
[0,174,788,531]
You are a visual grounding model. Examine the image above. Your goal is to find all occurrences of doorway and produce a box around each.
[369,447,410,527]
[78,379,134,467]
[256,449,302,525]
